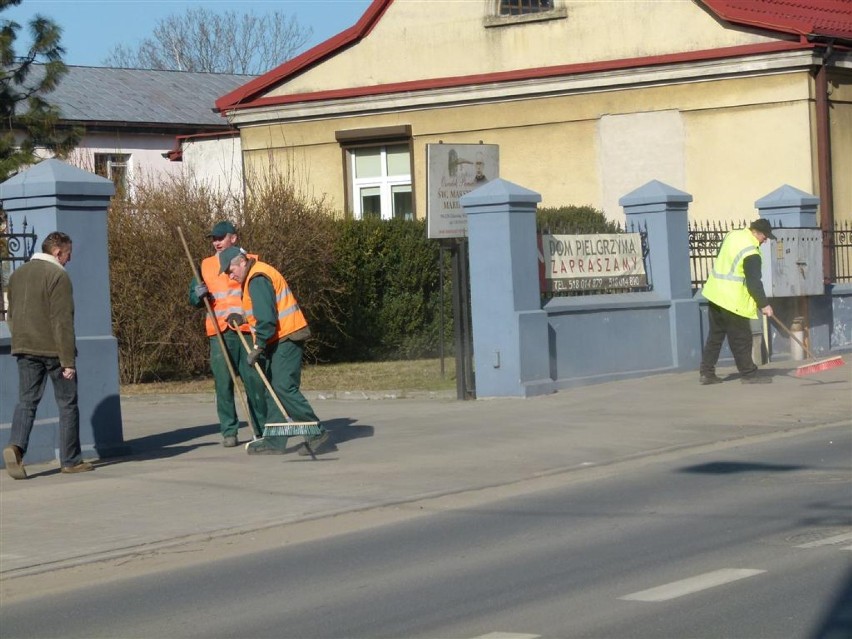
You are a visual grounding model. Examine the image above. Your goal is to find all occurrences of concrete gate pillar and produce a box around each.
[620,180,701,369]
[1,159,126,465]
[460,178,553,398]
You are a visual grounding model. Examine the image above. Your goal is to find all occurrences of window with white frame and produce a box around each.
[94,153,131,195]
[349,144,412,221]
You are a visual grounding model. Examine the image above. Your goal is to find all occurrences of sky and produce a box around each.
[4,0,374,68]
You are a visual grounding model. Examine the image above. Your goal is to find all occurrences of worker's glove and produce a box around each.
[247,346,264,367]
[194,283,209,299]
[226,313,246,328]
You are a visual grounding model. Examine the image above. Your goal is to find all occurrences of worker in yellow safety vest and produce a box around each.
[699,218,776,385]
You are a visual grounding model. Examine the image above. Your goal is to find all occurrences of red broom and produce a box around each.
[771,316,845,377]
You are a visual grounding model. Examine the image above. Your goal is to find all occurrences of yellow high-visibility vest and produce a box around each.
[701,228,760,319]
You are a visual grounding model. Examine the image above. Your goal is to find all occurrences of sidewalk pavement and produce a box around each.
[1,360,850,580]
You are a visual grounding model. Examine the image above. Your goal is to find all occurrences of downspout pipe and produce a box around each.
[812,38,837,284]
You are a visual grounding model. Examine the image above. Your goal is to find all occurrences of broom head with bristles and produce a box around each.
[263,421,323,437]
[794,355,845,377]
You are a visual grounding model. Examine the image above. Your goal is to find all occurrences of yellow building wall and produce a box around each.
[274,0,779,96]
[685,101,813,222]
[830,77,852,224]
[242,71,820,224]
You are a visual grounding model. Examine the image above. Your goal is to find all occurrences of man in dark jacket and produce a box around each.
[3,232,93,479]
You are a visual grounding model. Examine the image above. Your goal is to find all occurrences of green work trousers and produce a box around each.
[259,338,321,426]
[210,331,266,438]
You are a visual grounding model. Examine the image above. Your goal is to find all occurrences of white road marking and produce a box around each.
[471,633,540,639]
[620,568,766,602]
[796,531,852,548]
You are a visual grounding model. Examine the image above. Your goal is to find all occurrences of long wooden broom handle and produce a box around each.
[230,322,293,422]
[176,226,259,437]
[770,315,816,360]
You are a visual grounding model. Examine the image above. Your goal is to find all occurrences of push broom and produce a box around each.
[177,227,260,441]
[771,316,845,377]
[230,322,323,457]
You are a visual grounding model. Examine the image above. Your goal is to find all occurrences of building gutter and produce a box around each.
[162,130,241,162]
[810,38,841,284]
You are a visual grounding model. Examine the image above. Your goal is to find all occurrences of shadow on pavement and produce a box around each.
[810,566,852,639]
[799,496,852,529]
[678,461,806,474]
[92,418,375,467]
[324,417,374,444]
[95,423,222,465]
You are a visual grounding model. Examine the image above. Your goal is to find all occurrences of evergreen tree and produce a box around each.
[1,0,79,177]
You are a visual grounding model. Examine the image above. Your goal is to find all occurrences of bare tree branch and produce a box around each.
[101,7,312,74]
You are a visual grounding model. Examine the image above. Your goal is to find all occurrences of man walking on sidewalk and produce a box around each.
[189,221,265,447]
[4,232,93,479]
[219,246,333,456]
[699,218,776,385]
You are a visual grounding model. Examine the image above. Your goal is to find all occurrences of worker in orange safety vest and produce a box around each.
[189,221,265,446]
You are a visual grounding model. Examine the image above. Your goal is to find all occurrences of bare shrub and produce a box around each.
[108,174,240,383]
[108,165,342,383]
[240,163,344,363]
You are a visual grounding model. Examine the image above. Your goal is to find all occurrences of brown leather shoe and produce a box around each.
[61,461,94,474]
[3,445,27,480]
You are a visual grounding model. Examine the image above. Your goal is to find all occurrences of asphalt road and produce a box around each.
[3,424,850,639]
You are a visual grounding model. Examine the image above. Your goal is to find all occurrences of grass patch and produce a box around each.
[121,358,457,395]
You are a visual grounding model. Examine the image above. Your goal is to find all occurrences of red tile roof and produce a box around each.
[701,1,852,40]
[214,0,391,113]
[216,0,851,113]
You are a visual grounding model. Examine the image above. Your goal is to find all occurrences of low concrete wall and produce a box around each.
[463,178,850,398]
[545,294,691,388]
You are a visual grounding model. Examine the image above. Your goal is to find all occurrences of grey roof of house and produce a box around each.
[27,65,255,128]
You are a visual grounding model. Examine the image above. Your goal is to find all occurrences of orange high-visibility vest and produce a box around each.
[200,254,256,336]
[241,260,308,345]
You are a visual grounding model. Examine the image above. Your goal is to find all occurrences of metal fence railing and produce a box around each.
[688,220,743,290]
[826,219,852,284]
[0,216,38,322]
[689,219,852,288]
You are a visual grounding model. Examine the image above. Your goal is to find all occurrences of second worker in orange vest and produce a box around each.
[219,245,334,456]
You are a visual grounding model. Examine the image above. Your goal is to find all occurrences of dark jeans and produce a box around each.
[700,302,758,377]
[9,355,82,467]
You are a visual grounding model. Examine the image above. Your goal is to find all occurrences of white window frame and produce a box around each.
[349,145,413,221]
[94,152,132,194]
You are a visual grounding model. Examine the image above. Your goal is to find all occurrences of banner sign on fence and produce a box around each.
[426,143,499,239]
[538,233,647,292]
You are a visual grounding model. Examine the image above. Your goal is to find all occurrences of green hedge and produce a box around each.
[537,205,620,234]
[322,217,452,362]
